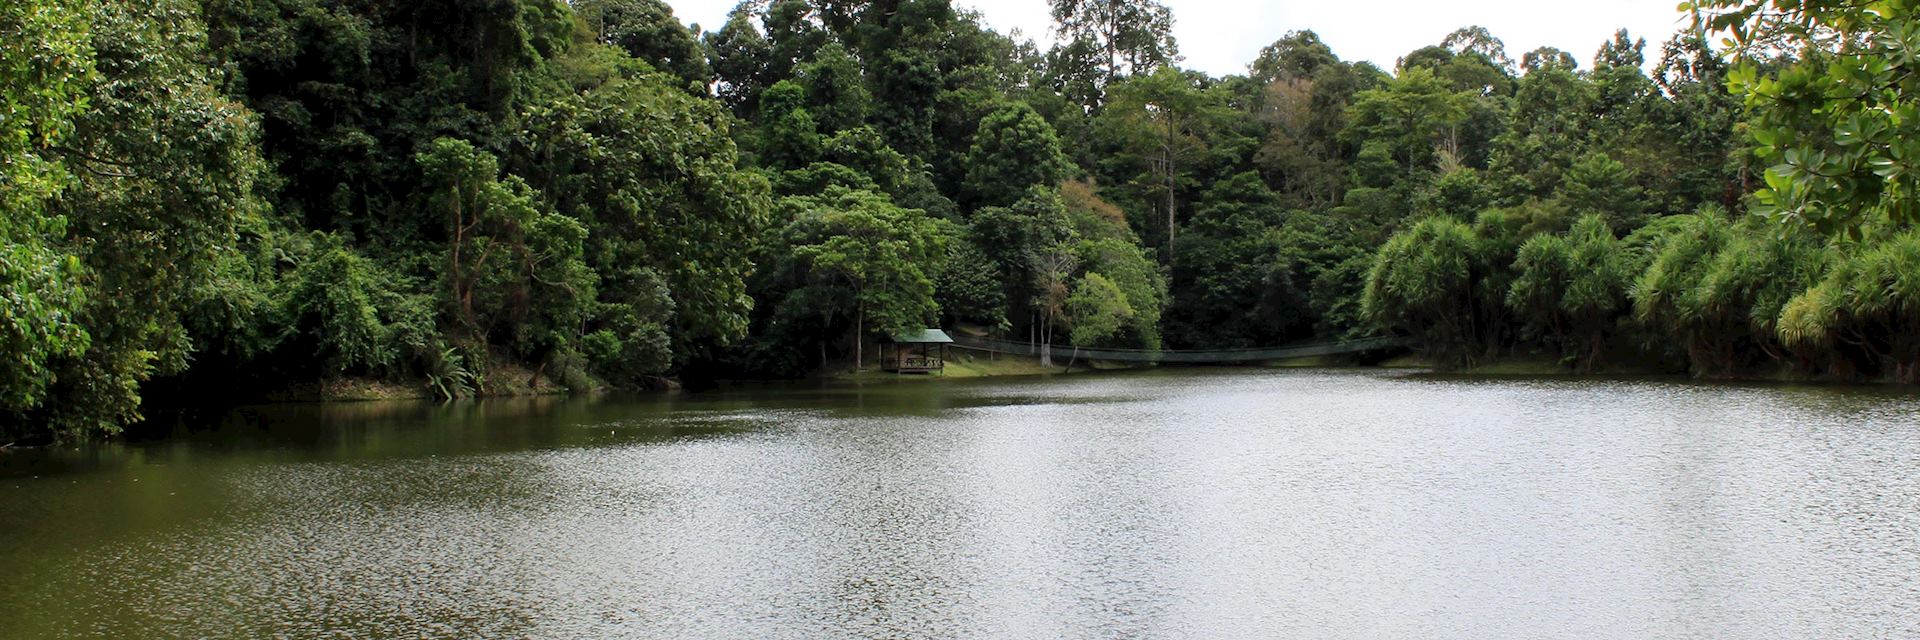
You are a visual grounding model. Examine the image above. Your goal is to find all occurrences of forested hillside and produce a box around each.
[4,0,1913,441]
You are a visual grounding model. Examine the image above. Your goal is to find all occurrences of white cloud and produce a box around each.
[663,0,1694,75]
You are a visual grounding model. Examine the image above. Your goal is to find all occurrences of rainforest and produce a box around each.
[4,0,1917,442]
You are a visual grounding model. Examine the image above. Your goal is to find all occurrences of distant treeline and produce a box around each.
[2,0,1911,441]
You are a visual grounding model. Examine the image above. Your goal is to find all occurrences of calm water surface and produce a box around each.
[2,369,1918,638]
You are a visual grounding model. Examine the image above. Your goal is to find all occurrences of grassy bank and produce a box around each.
[832,348,1146,383]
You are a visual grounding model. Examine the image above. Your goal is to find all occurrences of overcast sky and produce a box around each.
[662,0,1694,75]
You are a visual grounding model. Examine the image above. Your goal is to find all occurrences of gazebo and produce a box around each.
[881,329,954,374]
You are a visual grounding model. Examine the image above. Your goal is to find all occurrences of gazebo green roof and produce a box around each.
[888,329,954,344]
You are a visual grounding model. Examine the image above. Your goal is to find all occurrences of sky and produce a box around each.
[661,0,1696,76]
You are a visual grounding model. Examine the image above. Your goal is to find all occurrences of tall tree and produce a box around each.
[1488,62,1594,198]
[1104,66,1216,260]
[1165,174,1307,348]
[417,138,589,357]
[1256,56,1373,207]
[1048,0,1178,91]
[1342,67,1470,179]
[1029,244,1078,366]
[515,73,773,361]
[763,0,828,80]
[1520,47,1577,75]
[1250,30,1339,86]
[781,189,947,369]
[1040,36,1106,113]
[1442,25,1513,71]
[970,187,1077,341]
[705,2,774,114]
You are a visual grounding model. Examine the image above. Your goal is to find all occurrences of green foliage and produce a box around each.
[1442,26,1513,71]
[417,138,593,365]
[763,0,828,82]
[1067,272,1135,347]
[821,126,954,215]
[1100,66,1226,254]
[1693,0,1920,234]
[964,102,1069,208]
[0,243,89,416]
[870,48,939,158]
[798,42,871,133]
[1521,47,1577,75]
[1631,209,1753,374]
[781,188,948,341]
[3,0,267,440]
[1254,54,1376,209]
[1343,67,1470,180]
[424,346,478,401]
[1363,216,1506,367]
[574,0,710,88]
[515,73,771,357]
[1507,216,1631,370]
[1048,0,1179,87]
[1422,169,1493,219]
[0,0,93,418]
[30,0,1920,439]
[0,0,93,214]
[1487,64,1594,197]
[970,187,1077,325]
[936,238,1008,329]
[1778,230,1920,379]
[1250,31,1339,86]
[1075,238,1167,349]
[757,80,824,167]
[776,161,882,196]
[1695,223,1823,345]
[203,0,573,240]
[1166,173,1305,348]
[1560,153,1647,231]
[705,4,774,113]
[281,237,408,377]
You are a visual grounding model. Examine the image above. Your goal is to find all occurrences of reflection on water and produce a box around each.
[2,369,1917,638]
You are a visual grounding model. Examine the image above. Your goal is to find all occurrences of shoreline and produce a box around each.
[179,349,1920,410]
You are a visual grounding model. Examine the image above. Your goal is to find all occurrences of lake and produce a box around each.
[2,369,1916,638]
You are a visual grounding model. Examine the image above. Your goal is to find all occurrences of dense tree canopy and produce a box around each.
[5,0,266,435]
[5,0,1917,440]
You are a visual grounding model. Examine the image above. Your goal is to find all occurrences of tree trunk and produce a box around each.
[1165,167,1176,263]
[1039,311,1053,367]
[1166,116,1177,265]
[855,304,864,371]
[1103,17,1120,86]
[448,184,472,337]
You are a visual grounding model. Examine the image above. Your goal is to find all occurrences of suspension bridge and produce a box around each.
[948,334,1412,364]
